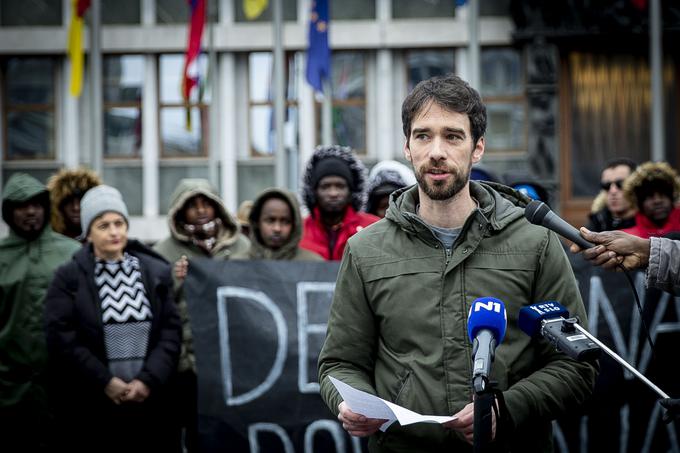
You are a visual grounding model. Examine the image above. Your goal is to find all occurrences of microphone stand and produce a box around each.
[473,376,495,453]
[571,322,670,399]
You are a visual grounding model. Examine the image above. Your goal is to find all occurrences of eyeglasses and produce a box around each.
[600,179,624,191]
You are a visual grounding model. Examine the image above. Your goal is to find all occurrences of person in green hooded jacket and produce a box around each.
[153,178,249,451]
[0,173,81,451]
[318,75,597,452]
[243,188,323,261]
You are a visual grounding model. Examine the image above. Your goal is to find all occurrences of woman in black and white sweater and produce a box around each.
[45,185,181,452]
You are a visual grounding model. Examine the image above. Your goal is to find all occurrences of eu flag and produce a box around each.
[306,0,331,93]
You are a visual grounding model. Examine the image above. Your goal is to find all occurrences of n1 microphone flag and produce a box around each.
[67,0,91,97]
[306,0,331,94]
[182,0,206,130]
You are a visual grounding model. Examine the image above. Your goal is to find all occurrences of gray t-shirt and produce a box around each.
[428,223,462,251]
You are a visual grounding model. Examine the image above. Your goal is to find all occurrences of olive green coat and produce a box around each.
[0,173,80,410]
[318,181,597,452]
[153,179,250,372]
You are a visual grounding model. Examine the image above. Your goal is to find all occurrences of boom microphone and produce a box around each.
[467,297,507,393]
[524,200,595,250]
[518,301,600,361]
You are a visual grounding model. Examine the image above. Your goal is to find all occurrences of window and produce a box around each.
[0,0,62,26]
[247,52,299,157]
[316,51,367,153]
[234,0,296,22]
[406,49,455,93]
[103,55,143,158]
[102,0,140,24]
[331,0,375,20]
[2,57,56,160]
[480,48,526,152]
[392,0,455,19]
[156,0,219,24]
[158,54,210,157]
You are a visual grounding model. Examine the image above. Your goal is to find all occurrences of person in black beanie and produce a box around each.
[299,145,380,260]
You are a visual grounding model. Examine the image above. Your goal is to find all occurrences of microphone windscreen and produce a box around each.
[524,200,551,225]
[518,301,570,337]
[467,297,507,344]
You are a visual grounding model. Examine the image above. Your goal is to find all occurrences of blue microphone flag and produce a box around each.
[467,297,507,344]
[518,301,570,337]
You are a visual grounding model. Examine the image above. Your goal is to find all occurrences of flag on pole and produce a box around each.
[243,0,268,20]
[67,0,91,97]
[182,0,206,130]
[305,0,330,94]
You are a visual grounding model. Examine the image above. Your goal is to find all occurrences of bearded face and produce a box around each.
[413,156,473,201]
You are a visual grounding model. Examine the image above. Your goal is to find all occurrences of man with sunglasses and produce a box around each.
[587,158,637,232]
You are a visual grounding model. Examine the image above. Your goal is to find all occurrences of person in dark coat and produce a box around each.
[44,185,181,453]
[0,173,80,452]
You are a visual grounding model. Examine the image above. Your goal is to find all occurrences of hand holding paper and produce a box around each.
[329,376,456,432]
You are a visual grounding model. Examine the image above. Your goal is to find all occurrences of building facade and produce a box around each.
[1,0,677,239]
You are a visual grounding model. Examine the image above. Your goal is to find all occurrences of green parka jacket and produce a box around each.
[318,181,597,453]
[0,173,80,410]
[153,178,250,372]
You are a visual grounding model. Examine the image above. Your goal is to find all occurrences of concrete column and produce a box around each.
[142,55,159,217]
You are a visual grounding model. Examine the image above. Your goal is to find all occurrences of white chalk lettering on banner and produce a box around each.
[297,282,336,394]
[216,286,288,406]
[248,423,295,453]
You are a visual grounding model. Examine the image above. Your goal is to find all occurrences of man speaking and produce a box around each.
[318,74,597,452]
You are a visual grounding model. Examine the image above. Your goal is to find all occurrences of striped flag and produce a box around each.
[182,0,206,130]
[67,0,91,97]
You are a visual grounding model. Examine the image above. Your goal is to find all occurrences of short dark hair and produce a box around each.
[401,74,487,147]
[603,157,637,173]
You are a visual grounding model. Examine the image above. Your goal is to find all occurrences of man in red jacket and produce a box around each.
[300,145,380,260]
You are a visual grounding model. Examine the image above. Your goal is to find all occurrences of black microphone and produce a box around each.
[518,301,600,361]
[524,200,595,250]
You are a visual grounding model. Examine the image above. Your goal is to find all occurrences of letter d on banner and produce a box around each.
[216,287,288,406]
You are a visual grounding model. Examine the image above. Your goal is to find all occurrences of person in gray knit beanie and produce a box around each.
[79,185,129,237]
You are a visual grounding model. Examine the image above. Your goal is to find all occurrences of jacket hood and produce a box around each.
[248,188,304,259]
[46,167,102,235]
[384,180,527,236]
[167,178,242,248]
[366,160,416,214]
[623,161,680,209]
[301,145,369,213]
[2,173,50,232]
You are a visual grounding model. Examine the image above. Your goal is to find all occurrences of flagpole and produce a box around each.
[650,0,664,162]
[322,79,332,146]
[208,0,219,187]
[273,0,287,188]
[467,0,480,91]
[89,0,103,175]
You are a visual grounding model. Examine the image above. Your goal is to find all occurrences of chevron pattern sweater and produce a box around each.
[94,253,153,382]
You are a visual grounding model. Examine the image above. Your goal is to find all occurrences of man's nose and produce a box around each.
[429,136,446,160]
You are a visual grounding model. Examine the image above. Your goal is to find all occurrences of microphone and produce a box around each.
[524,200,595,250]
[518,301,600,361]
[467,297,507,393]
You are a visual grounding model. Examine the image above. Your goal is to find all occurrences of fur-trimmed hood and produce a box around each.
[366,160,416,215]
[623,161,680,209]
[300,145,369,213]
[46,167,101,235]
[166,178,242,249]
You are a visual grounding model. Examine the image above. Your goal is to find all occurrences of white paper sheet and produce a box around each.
[329,376,456,432]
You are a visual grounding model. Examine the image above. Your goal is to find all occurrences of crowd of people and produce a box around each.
[2,71,680,452]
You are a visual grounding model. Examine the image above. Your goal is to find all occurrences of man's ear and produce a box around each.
[472,137,485,164]
[403,139,412,162]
